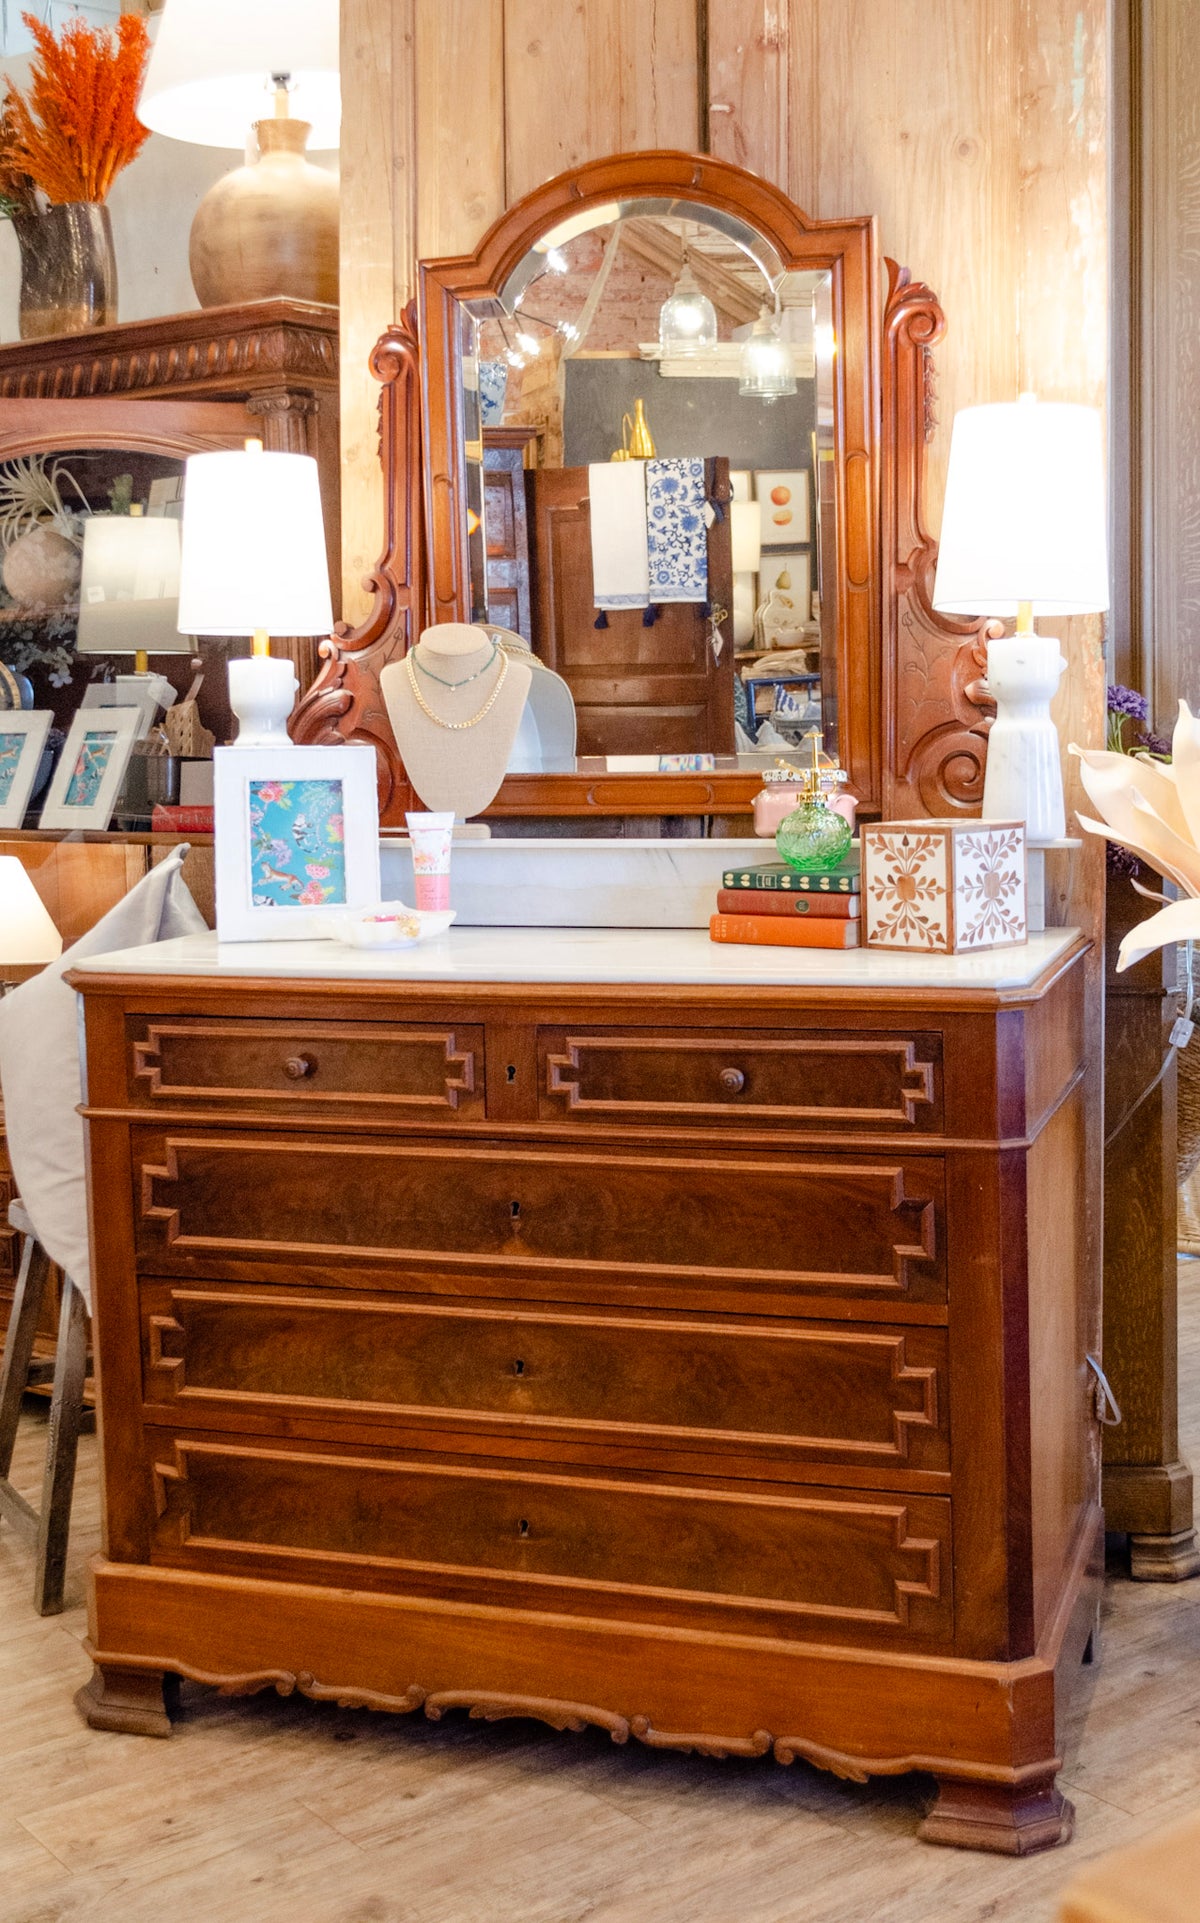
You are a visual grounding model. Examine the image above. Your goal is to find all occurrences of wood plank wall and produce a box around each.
[337,0,1108,858]
[1114,0,1200,732]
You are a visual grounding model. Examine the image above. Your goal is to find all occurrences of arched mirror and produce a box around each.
[294,154,992,828]
[419,152,880,816]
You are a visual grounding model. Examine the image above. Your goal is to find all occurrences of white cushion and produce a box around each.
[0,847,206,1310]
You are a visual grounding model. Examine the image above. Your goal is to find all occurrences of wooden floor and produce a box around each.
[5,1275,1200,1923]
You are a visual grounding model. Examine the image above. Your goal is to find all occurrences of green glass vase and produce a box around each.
[775,795,853,871]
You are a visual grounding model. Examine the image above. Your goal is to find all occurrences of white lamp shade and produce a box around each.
[730,500,762,574]
[177,448,334,638]
[932,397,1109,618]
[0,857,62,967]
[138,0,341,151]
[75,514,189,656]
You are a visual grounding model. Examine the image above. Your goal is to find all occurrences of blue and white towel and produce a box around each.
[646,457,710,604]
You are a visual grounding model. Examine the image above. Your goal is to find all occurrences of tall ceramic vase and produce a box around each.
[188,118,339,308]
[13,203,118,340]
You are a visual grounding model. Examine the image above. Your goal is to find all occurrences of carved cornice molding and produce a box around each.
[0,300,338,403]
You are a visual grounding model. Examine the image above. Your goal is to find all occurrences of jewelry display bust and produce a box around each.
[381,624,532,817]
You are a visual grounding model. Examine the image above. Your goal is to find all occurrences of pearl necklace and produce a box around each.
[404,646,510,730]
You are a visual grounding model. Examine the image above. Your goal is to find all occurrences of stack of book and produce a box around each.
[710,850,862,949]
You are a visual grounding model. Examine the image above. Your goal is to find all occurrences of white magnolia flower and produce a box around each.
[1072,698,1200,971]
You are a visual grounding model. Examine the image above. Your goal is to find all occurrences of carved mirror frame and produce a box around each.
[294,154,991,826]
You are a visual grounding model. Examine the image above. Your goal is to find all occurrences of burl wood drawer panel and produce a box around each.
[149,1436,953,1640]
[125,1015,483,1117]
[538,1026,943,1134]
[134,1133,946,1304]
[139,1284,950,1472]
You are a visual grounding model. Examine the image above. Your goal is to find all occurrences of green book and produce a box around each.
[721,858,861,894]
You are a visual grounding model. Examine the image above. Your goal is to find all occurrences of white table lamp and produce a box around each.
[137,0,340,308]
[0,857,62,986]
[177,441,334,747]
[75,507,189,664]
[932,393,1108,841]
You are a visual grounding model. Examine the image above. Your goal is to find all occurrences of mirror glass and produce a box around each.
[0,446,193,725]
[454,196,838,772]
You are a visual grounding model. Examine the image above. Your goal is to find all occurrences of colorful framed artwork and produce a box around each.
[0,710,53,829]
[213,744,381,942]
[38,706,141,830]
[754,469,811,545]
[757,549,811,615]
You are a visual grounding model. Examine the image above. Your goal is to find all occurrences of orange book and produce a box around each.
[709,912,861,950]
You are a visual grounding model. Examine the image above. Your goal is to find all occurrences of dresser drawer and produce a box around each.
[148,1434,953,1642]
[126,1016,484,1117]
[134,1131,946,1307]
[537,1026,942,1134]
[139,1283,950,1473]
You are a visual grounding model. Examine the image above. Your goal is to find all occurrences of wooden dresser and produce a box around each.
[70,926,1100,1855]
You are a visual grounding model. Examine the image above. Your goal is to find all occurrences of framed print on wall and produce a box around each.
[214,744,381,942]
[755,469,811,546]
[757,549,812,616]
[38,707,141,831]
[0,710,53,828]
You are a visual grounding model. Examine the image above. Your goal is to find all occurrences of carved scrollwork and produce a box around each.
[83,1648,935,1792]
[629,1717,773,1759]
[773,1736,872,1782]
[882,260,994,821]
[290,307,423,823]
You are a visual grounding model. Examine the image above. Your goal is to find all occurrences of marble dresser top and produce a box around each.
[69,926,1084,993]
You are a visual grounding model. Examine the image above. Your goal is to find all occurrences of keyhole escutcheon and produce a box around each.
[517,1519,530,1537]
[506,1063,517,1084]
[512,1358,525,1377]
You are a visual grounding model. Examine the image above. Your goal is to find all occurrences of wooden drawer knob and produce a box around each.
[284,1054,316,1080]
[719,1067,746,1094]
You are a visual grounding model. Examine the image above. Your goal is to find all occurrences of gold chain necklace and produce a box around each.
[405,646,509,730]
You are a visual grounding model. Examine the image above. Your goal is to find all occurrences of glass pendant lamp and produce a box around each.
[658,259,718,356]
[739,305,797,403]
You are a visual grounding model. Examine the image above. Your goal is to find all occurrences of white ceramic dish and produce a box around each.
[330,903,456,950]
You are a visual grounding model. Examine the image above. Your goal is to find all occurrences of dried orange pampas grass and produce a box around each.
[0,102,35,215]
[3,11,151,206]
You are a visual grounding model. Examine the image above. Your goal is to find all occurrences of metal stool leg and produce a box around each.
[0,1232,52,1530]
[33,1278,87,1616]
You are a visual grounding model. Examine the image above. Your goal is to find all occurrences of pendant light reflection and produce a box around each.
[739,304,797,405]
[658,258,718,356]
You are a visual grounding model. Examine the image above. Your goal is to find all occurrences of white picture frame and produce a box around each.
[0,710,53,828]
[38,707,141,831]
[214,745,381,943]
[754,468,811,546]
[757,548,812,613]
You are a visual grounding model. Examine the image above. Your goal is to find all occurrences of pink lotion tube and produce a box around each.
[406,811,454,911]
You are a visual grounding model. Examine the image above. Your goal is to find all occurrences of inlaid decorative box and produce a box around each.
[862,819,1027,952]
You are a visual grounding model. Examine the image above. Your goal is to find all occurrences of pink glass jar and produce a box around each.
[752,768,806,836]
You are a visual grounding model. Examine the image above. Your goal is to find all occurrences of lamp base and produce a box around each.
[981,632,1068,842]
[228,655,299,748]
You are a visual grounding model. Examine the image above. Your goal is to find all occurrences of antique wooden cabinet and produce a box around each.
[71,925,1099,1855]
